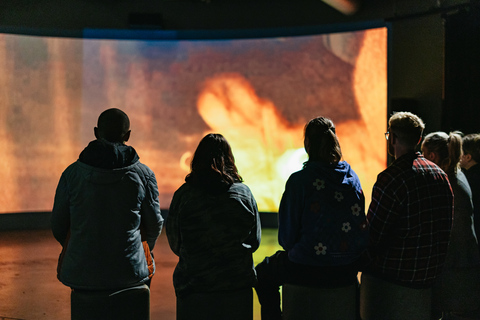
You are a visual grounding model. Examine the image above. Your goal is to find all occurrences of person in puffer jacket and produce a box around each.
[51,108,163,290]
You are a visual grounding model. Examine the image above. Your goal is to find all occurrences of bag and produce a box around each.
[142,241,154,279]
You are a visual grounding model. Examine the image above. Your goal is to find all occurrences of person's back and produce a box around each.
[360,112,453,320]
[279,160,367,269]
[365,152,453,286]
[51,108,163,290]
[168,181,260,296]
[166,133,261,320]
[423,131,480,318]
[256,117,367,320]
[460,133,480,254]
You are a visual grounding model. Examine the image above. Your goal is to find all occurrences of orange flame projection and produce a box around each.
[195,28,386,211]
[196,74,305,211]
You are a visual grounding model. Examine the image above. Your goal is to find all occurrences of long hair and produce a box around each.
[186,133,243,189]
[304,117,342,165]
[422,131,462,174]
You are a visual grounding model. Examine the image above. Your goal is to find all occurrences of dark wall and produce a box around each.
[388,13,446,133]
[0,0,469,31]
[443,5,480,134]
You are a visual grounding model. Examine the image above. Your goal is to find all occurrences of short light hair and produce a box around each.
[462,133,480,162]
[388,111,425,146]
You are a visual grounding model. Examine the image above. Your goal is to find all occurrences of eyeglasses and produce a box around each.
[385,132,389,140]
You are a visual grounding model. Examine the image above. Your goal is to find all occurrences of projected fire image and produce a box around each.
[0,27,386,213]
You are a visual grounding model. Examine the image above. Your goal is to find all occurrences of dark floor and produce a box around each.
[0,229,282,320]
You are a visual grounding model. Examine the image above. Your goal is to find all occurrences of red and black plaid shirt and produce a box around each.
[365,152,453,287]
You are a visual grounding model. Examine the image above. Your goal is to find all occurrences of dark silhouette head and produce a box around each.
[186,133,243,187]
[304,116,342,165]
[462,133,480,163]
[94,108,131,143]
[461,133,480,170]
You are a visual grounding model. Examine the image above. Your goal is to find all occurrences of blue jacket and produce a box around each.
[51,140,163,290]
[278,160,367,266]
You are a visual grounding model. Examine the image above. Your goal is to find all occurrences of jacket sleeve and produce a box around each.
[141,171,163,251]
[166,186,185,256]
[51,173,70,246]
[278,176,303,251]
[244,193,261,252]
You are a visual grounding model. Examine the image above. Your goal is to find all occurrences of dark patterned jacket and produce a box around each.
[166,182,261,297]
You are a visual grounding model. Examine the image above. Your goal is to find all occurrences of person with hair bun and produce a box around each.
[422,131,480,319]
[166,133,261,320]
[255,116,368,320]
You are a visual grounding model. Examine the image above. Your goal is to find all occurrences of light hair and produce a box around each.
[388,111,425,146]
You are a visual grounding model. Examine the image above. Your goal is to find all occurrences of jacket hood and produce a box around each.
[79,139,140,169]
[304,160,360,190]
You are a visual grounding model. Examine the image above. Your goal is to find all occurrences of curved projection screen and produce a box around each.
[0,27,387,214]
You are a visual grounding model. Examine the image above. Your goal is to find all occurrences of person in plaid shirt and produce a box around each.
[360,112,453,320]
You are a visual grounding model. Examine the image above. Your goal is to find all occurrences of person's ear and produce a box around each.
[390,133,397,145]
[122,130,131,143]
[425,151,436,162]
[94,127,100,139]
[464,153,472,163]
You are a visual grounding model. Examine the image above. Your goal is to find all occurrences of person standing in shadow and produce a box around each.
[360,112,453,320]
[422,131,480,319]
[460,133,480,255]
[166,133,261,320]
[51,108,163,292]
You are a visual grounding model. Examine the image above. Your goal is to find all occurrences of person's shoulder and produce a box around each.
[455,170,472,195]
[466,163,480,179]
[172,182,190,197]
[285,166,308,183]
[61,160,84,176]
[132,161,155,176]
[229,182,252,194]
[228,182,258,202]
[338,160,359,177]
